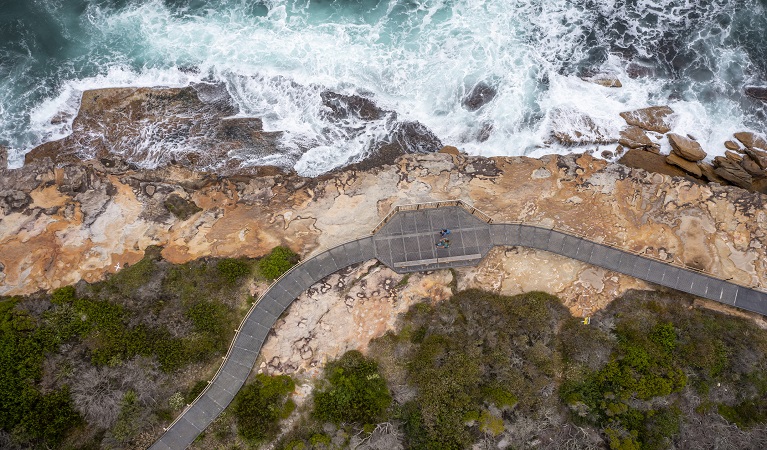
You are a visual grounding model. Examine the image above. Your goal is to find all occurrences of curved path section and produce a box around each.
[150,237,377,450]
[151,205,767,449]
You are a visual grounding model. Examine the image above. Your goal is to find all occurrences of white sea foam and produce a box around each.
[2,0,765,173]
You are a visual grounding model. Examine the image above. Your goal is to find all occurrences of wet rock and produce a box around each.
[626,63,656,79]
[477,122,493,142]
[725,151,743,163]
[320,91,387,121]
[550,109,615,145]
[439,146,460,156]
[215,117,282,158]
[734,132,767,151]
[724,140,741,151]
[583,77,623,88]
[619,126,657,150]
[462,82,497,111]
[601,150,615,159]
[389,121,443,154]
[745,86,767,102]
[618,148,699,182]
[0,146,7,170]
[668,133,706,161]
[713,157,753,189]
[666,153,702,177]
[23,84,277,174]
[743,147,767,170]
[619,106,675,133]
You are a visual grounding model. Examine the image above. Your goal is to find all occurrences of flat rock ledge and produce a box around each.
[1,152,765,323]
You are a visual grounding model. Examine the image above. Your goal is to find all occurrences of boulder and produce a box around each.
[724,140,740,151]
[618,148,701,182]
[734,132,767,151]
[745,86,767,102]
[713,157,753,189]
[743,147,767,170]
[550,108,615,146]
[584,77,623,88]
[619,106,675,133]
[698,162,726,185]
[619,126,657,150]
[725,151,743,163]
[668,133,707,161]
[740,154,765,177]
[666,153,702,177]
[438,146,460,156]
[462,82,497,111]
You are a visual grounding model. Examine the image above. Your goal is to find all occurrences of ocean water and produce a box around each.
[1,0,766,175]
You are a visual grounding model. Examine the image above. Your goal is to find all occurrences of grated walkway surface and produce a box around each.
[150,206,767,450]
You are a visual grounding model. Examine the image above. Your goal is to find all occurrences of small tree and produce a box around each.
[258,247,299,280]
[234,374,296,442]
[313,350,392,425]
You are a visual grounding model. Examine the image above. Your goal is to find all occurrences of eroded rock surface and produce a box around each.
[2,152,766,303]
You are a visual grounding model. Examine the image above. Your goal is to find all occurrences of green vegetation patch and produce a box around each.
[234,373,296,442]
[258,246,299,280]
[313,350,392,425]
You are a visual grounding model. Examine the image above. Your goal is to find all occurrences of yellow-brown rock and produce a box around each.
[668,133,707,162]
[666,153,702,177]
[619,106,675,133]
[735,132,767,151]
[2,153,766,320]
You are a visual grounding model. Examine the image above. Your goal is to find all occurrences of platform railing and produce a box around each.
[371,200,493,234]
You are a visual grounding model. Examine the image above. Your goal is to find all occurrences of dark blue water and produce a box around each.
[1,0,766,174]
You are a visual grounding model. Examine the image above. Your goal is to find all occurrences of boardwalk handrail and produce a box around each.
[372,202,764,293]
[158,236,373,435]
[508,220,766,293]
[371,200,493,234]
[154,203,767,448]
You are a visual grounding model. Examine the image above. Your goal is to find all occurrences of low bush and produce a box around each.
[313,350,391,425]
[258,246,299,280]
[234,374,296,442]
[217,258,252,284]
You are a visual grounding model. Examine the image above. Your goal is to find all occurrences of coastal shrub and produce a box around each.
[103,246,162,297]
[185,300,229,334]
[217,258,252,284]
[234,373,296,442]
[258,246,299,280]
[313,350,391,425]
[186,380,209,403]
[0,298,83,447]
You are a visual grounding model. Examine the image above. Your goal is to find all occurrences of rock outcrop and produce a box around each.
[745,86,767,102]
[619,106,675,133]
[462,81,497,111]
[22,84,442,176]
[668,133,707,162]
[2,153,766,312]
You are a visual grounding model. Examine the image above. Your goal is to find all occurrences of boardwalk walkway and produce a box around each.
[150,202,767,450]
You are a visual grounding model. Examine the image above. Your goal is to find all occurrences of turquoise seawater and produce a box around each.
[1,0,766,174]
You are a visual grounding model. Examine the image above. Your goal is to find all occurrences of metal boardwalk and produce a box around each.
[150,203,767,449]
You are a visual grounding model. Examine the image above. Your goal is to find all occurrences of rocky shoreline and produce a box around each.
[2,85,767,321]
